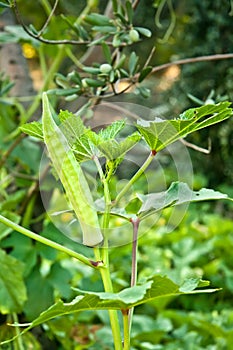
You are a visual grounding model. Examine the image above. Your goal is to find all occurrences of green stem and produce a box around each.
[93,156,123,350]
[12,313,25,350]
[100,266,123,349]
[128,218,140,337]
[122,311,130,350]
[40,0,53,15]
[0,215,97,268]
[38,45,47,78]
[21,46,66,124]
[114,151,156,205]
[65,47,84,69]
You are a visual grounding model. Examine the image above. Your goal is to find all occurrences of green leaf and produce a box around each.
[0,81,15,96]
[84,13,112,26]
[0,190,26,211]
[115,10,128,25]
[135,27,152,37]
[92,25,116,33]
[0,249,27,314]
[84,78,106,87]
[97,132,141,160]
[0,1,10,8]
[2,275,218,344]
[24,268,54,320]
[75,24,89,41]
[136,86,151,98]
[58,110,97,162]
[126,1,133,23]
[128,51,139,76]
[82,66,101,74]
[138,66,153,83]
[112,0,118,12]
[138,181,229,217]
[2,233,37,278]
[4,25,38,44]
[47,88,80,96]
[136,102,232,151]
[99,120,126,140]
[20,122,43,140]
[179,278,210,293]
[67,70,82,85]
[115,54,126,69]
[72,134,97,162]
[102,42,112,64]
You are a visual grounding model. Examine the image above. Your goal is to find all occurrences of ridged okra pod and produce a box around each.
[42,93,103,247]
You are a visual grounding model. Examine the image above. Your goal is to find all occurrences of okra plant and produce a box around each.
[1,0,233,349]
[0,93,233,349]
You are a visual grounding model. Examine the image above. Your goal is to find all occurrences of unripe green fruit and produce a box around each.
[129,29,140,42]
[100,63,112,74]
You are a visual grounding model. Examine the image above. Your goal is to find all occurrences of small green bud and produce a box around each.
[112,35,121,47]
[82,79,88,88]
[129,29,140,42]
[100,63,112,74]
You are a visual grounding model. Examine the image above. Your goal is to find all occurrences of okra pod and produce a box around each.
[42,93,103,247]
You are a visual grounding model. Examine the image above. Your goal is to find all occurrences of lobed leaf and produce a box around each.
[98,120,126,140]
[20,122,43,140]
[138,181,229,217]
[1,275,218,345]
[137,102,232,151]
[57,111,97,162]
[92,132,141,160]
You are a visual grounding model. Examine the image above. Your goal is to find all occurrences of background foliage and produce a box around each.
[0,0,233,349]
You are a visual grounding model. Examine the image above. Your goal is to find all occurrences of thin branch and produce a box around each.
[132,0,141,10]
[128,217,140,337]
[0,134,25,169]
[157,0,176,44]
[12,0,121,46]
[150,53,233,74]
[37,0,59,37]
[0,214,98,268]
[143,46,156,68]
[180,137,211,154]
[130,218,140,288]
[18,163,50,215]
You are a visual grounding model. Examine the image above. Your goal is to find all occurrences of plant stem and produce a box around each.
[100,269,123,349]
[22,46,66,123]
[114,150,156,206]
[128,218,140,334]
[12,313,25,350]
[130,218,140,288]
[0,215,97,268]
[122,310,130,350]
[93,156,123,350]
